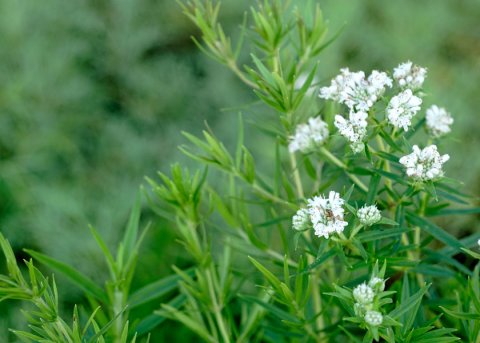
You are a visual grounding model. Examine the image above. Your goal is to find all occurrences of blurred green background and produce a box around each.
[0,0,479,340]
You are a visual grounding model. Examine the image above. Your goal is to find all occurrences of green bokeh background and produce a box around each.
[0,0,478,340]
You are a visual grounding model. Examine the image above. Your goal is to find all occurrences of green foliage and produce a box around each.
[0,0,479,342]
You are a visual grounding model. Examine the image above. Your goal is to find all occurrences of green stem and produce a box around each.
[319,147,368,192]
[289,152,305,199]
[206,269,230,343]
[227,60,259,90]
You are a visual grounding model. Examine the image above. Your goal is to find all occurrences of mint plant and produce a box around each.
[1,0,479,342]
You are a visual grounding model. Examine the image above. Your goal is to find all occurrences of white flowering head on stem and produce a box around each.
[426,105,453,137]
[307,191,348,239]
[364,310,383,326]
[357,205,382,226]
[399,145,449,181]
[353,283,375,305]
[386,89,422,131]
[368,277,385,292]
[292,208,310,232]
[393,61,427,89]
[320,68,392,111]
[288,117,329,153]
[334,110,368,154]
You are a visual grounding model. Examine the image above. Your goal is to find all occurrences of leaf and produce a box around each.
[25,249,108,303]
[389,285,429,320]
[441,306,480,320]
[136,294,186,335]
[248,256,282,291]
[122,192,142,266]
[406,212,463,250]
[128,269,192,309]
[357,228,411,243]
[239,294,301,323]
[366,173,381,204]
[378,217,399,226]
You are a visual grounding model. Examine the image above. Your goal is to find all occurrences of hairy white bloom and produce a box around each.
[386,89,422,131]
[399,145,450,181]
[288,117,329,153]
[353,283,375,305]
[334,111,368,154]
[393,61,427,89]
[369,277,385,292]
[365,310,383,326]
[357,205,382,226]
[292,208,310,232]
[320,68,392,111]
[307,191,348,239]
[426,105,453,137]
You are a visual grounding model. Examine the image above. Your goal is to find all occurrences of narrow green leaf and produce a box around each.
[406,212,463,249]
[128,269,192,309]
[25,249,108,303]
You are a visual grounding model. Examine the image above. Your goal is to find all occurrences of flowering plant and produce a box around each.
[0,1,479,342]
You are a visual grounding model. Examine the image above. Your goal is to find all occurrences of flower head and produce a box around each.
[353,283,375,305]
[292,208,310,232]
[386,89,422,131]
[426,105,453,137]
[334,110,368,154]
[365,310,383,326]
[393,61,427,89]
[357,205,382,226]
[320,68,392,111]
[399,145,449,181]
[368,277,385,292]
[307,191,348,239]
[288,117,329,153]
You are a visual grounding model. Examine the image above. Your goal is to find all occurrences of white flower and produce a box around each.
[292,208,310,232]
[477,238,480,247]
[368,277,385,292]
[399,145,450,181]
[393,61,427,89]
[320,68,392,111]
[386,89,422,131]
[353,283,375,305]
[288,117,329,153]
[307,191,348,239]
[365,310,383,326]
[357,205,382,226]
[334,110,368,154]
[426,105,453,137]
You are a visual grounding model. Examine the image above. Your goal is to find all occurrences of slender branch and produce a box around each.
[319,147,368,192]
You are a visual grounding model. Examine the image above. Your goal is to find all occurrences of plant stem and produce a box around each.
[319,147,368,192]
[227,60,260,90]
[206,269,231,343]
[289,152,304,199]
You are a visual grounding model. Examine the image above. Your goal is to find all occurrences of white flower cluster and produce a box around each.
[319,68,392,111]
[353,276,386,327]
[288,117,329,153]
[357,205,382,226]
[426,105,454,137]
[292,208,310,232]
[334,110,368,153]
[386,89,422,131]
[365,311,383,326]
[399,145,450,181]
[300,191,348,239]
[393,61,427,89]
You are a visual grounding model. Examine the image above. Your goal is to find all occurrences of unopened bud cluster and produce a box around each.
[352,275,387,327]
[357,205,382,226]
